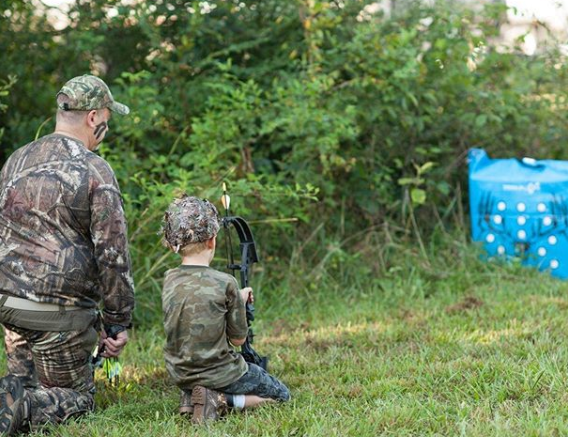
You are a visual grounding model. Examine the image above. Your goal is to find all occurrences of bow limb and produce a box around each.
[222,216,259,286]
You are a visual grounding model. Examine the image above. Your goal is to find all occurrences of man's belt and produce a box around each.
[0,295,83,312]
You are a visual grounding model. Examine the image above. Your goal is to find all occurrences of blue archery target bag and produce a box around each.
[468,148,568,279]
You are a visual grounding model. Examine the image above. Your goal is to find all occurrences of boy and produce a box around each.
[161,195,290,424]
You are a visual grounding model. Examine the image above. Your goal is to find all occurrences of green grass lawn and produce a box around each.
[9,252,568,436]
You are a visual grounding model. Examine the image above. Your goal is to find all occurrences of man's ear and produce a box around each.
[86,110,98,128]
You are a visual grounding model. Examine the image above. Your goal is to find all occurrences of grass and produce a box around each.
[7,238,568,436]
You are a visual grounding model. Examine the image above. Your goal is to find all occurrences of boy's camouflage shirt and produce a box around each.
[0,134,135,327]
[162,265,248,390]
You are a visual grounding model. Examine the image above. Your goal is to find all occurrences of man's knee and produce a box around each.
[28,387,95,427]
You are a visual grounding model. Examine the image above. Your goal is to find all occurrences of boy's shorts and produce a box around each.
[217,363,290,401]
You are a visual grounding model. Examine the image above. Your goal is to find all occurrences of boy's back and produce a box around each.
[162,265,248,390]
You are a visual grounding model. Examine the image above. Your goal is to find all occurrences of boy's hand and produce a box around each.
[240,287,253,304]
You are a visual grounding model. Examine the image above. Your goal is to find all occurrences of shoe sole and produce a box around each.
[190,386,207,424]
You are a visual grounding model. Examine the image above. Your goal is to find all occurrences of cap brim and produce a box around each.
[110,101,130,115]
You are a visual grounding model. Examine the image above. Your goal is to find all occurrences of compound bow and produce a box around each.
[221,183,268,370]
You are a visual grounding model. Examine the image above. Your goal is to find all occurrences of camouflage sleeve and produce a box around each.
[225,278,248,340]
[0,153,13,186]
[0,164,6,188]
[88,158,135,327]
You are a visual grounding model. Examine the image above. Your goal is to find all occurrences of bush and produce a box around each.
[2,1,568,326]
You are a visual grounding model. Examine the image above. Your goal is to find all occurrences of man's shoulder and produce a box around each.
[83,152,117,185]
[8,134,65,159]
[8,134,92,165]
[36,134,87,156]
[3,135,91,178]
[85,150,113,171]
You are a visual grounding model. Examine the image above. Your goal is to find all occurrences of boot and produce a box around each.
[190,385,228,424]
[0,375,27,436]
[179,389,193,416]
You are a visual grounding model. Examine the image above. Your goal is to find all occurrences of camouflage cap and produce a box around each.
[162,195,220,251]
[56,74,130,115]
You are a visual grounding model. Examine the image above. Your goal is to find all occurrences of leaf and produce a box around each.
[436,181,451,196]
[398,177,416,186]
[417,161,435,175]
[475,114,487,127]
[398,177,425,186]
[411,188,427,205]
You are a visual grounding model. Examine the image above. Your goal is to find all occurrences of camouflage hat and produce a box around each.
[162,195,220,251]
[56,74,130,115]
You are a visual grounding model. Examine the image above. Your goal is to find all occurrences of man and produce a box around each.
[0,75,135,434]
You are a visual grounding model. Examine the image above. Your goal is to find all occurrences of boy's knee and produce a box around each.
[276,384,291,402]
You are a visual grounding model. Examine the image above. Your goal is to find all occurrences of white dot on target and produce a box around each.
[538,247,547,257]
[517,202,526,212]
[486,234,495,243]
[497,246,505,255]
[493,215,502,224]
[551,260,559,269]
[497,202,506,211]
[517,216,526,226]
[537,203,547,212]
[548,235,557,245]
[517,230,526,240]
[543,217,552,226]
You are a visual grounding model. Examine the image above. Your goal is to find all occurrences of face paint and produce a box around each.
[94,121,108,141]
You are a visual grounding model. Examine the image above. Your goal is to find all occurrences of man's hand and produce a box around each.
[100,329,129,358]
[240,287,253,304]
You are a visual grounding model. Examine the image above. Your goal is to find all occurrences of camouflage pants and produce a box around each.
[3,323,98,430]
[217,363,291,402]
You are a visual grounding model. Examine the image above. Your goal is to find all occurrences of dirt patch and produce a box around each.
[445,296,484,314]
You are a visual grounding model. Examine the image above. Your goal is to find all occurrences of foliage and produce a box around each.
[2,0,568,326]
[0,75,16,142]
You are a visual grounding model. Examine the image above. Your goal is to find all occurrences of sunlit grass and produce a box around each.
[3,239,568,436]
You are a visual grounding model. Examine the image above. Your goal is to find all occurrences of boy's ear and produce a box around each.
[206,236,216,249]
